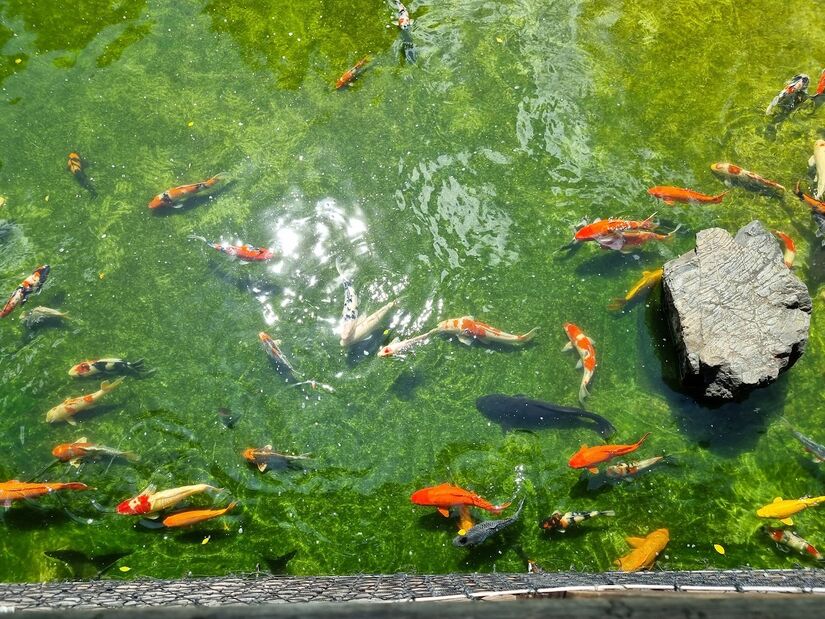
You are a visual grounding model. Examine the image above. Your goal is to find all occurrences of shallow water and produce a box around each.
[1,0,825,581]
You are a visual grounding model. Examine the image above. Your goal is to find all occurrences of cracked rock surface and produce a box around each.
[662,220,811,401]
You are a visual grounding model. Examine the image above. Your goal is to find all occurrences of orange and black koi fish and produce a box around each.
[647,186,727,205]
[335,57,369,89]
[1,265,50,318]
[766,74,809,115]
[148,174,224,209]
[243,445,310,472]
[189,235,274,262]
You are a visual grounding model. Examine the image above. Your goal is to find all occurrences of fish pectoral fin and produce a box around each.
[587,467,599,474]
[257,463,268,473]
[457,335,474,346]
[76,436,88,442]
[69,458,82,468]
[140,484,157,496]
[625,536,646,548]
[575,359,583,369]
[773,497,784,503]
[145,513,161,520]
[561,342,573,352]
[437,507,450,518]
[264,445,272,450]
[664,199,674,205]
[781,518,794,526]
[809,155,816,168]
[67,418,78,426]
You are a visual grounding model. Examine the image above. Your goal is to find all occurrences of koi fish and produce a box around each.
[808,140,825,199]
[816,69,825,97]
[453,499,524,547]
[52,437,139,465]
[242,445,310,472]
[337,262,359,346]
[259,331,301,376]
[763,527,825,561]
[67,152,83,176]
[596,226,680,253]
[541,509,615,532]
[393,1,417,63]
[647,186,727,205]
[434,316,538,346]
[68,358,146,377]
[608,269,663,311]
[786,424,825,462]
[793,180,825,216]
[45,377,125,425]
[410,483,511,517]
[614,528,669,572]
[346,299,398,346]
[20,306,69,329]
[0,480,89,503]
[756,496,825,525]
[568,433,651,473]
[335,57,369,89]
[148,174,224,209]
[766,74,809,115]
[772,231,795,268]
[1,265,50,318]
[710,163,785,194]
[116,483,222,516]
[562,323,596,403]
[574,215,657,243]
[475,394,616,437]
[605,456,665,479]
[394,0,411,31]
[377,329,436,357]
[162,502,237,528]
[189,235,273,262]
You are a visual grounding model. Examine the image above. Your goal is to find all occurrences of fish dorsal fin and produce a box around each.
[265,445,272,450]
[773,497,784,503]
[580,444,589,450]
[140,484,157,496]
[76,436,88,443]
[390,337,400,344]
[781,518,794,526]
[626,536,646,548]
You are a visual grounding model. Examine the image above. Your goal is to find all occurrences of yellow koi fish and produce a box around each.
[756,496,825,525]
[614,528,669,572]
[608,268,663,311]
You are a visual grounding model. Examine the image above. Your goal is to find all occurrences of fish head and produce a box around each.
[51,444,74,461]
[541,513,562,531]
[241,448,256,463]
[452,531,475,547]
[116,493,151,515]
[69,362,93,377]
[258,331,272,344]
[45,406,64,423]
[567,445,591,468]
[147,193,168,209]
[35,265,50,282]
[409,488,433,505]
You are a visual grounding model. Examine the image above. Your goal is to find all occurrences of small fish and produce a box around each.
[710,163,785,194]
[189,235,274,262]
[475,394,616,437]
[757,496,825,525]
[148,174,224,209]
[258,332,301,376]
[614,528,669,572]
[68,358,146,377]
[541,509,615,532]
[67,152,83,176]
[162,502,237,528]
[217,407,240,429]
[335,57,369,89]
[0,480,89,503]
[410,483,511,517]
[609,269,663,311]
[452,499,524,547]
[393,0,412,31]
[20,306,69,329]
[604,456,665,479]
[766,74,810,115]
[434,316,538,346]
[1,265,50,318]
[52,437,139,465]
[45,378,125,425]
[116,483,222,516]
[786,424,825,462]
[345,299,398,346]
[377,329,436,357]
[763,526,825,561]
[568,433,651,473]
[574,215,657,243]
[243,445,311,472]
[772,230,795,268]
[647,186,727,205]
[562,323,596,403]
[289,380,336,393]
[808,140,825,199]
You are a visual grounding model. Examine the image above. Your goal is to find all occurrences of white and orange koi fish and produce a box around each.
[562,323,596,403]
[434,316,538,346]
[377,329,436,358]
[116,483,222,516]
[45,377,125,425]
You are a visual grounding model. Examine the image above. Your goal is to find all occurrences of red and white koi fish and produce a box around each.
[259,332,301,376]
[69,358,146,377]
[45,377,125,425]
[335,57,369,89]
[562,323,596,403]
[605,456,665,479]
[766,74,809,115]
[52,437,139,465]
[772,230,796,268]
[148,174,224,209]
[763,527,824,561]
[647,186,726,205]
[574,215,657,243]
[377,329,436,357]
[434,316,538,346]
[808,140,825,199]
[189,235,273,262]
[1,265,50,318]
[116,483,222,516]
[710,163,785,194]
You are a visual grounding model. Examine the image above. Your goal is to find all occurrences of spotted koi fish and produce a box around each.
[562,323,596,403]
[1,265,50,318]
[710,163,785,194]
[116,483,222,516]
[148,174,224,209]
[605,456,665,479]
[68,358,146,377]
[377,330,436,358]
[766,74,810,115]
[189,235,273,262]
[764,527,825,561]
[435,316,538,346]
[541,509,615,532]
[45,377,125,425]
[335,57,369,89]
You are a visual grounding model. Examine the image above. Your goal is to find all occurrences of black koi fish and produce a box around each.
[475,394,616,437]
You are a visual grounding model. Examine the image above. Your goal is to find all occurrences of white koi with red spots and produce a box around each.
[45,378,125,425]
[562,323,596,404]
[434,316,538,346]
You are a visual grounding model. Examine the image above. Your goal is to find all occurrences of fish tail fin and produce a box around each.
[578,383,590,404]
[491,501,512,514]
[101,376,126,392]
[636,431,652,447]
[224,501,238,513]
[602,510,616,517]
[208,172,228,186]
[666,224,682,238]
[713,191,729,202]
[518,327,539,343]
[607,297,627,312]
[642,212,658,228]
[129,358,146,372]
[123,451,140,462]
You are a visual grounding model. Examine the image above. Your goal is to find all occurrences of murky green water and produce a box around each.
[1,0,825,582]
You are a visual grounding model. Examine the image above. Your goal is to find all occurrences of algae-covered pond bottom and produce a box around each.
[1,0,825,582]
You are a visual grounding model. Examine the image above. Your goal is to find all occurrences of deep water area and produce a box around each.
[1,0,825,582]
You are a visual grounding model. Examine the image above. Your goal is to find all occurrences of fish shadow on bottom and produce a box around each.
[44,549,130,579]
[63,403,121,425]
[0,504,72,530]
[390,368,426,401]
[257,549,298,575]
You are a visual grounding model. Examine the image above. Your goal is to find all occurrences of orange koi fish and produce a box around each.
[647,186,727,205]
[162,502,237,528]
[794,180,825,216]
[1,265,50,318]
[67,152,83,176]
[52,437,139,465]
[562,323,596,403]
[574,215,657,243]
[435,316,538,346]
[335,57,369,89]
[116,483,222,516]
[410,483,511,517]
[615,528,669,572]
[45,377,125,425]
[597,226,680,253]
[568,433,651,473]
[189,235,274,262]
[0,480,89,503]
[710,163,785,194]
[772,230,796,268]
[816,69,825,97]
[148,174,224,209]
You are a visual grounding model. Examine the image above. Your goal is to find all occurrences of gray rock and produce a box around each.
[662,220,811,400]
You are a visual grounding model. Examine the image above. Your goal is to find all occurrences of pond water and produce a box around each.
[1,0,825,581]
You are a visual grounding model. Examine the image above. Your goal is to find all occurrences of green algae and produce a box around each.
[0,0,825,582]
